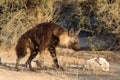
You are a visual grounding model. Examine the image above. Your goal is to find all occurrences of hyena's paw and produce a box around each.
[59,66,64,71]
[37,65,44,71]
[55,66,64,71]
[15,67,21,71]
[29,68,36,71]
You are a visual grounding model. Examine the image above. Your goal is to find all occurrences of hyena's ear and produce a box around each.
[75,28,81,36]
[68,28,75,37]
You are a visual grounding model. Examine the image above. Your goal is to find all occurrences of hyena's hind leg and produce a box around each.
[15,57,22,70]
[15,50,27,71]
[25,49,38,71]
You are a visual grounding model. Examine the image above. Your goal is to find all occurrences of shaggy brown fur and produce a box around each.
[0,27,2,30]
[15,22,80,71]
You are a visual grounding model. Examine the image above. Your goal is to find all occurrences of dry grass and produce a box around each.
[0,0,120,49]
[0,1,120,80]
[0,48,120,80]
[0,0,62,49]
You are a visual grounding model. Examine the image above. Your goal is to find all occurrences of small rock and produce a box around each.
[84,57,110,71]
[32,60,40,68]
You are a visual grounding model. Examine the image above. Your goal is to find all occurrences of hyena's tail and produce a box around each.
[15,36,30,58]
[15,46,27,58]
[15,38,28,70]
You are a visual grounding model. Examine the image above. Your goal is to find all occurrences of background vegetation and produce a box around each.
[0,0,120,51]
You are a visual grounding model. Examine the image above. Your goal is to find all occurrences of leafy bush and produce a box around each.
[0,0,119,50]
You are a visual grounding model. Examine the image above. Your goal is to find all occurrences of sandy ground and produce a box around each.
[0,48,120,80]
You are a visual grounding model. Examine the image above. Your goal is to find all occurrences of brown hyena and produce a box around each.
[15,22,80,71]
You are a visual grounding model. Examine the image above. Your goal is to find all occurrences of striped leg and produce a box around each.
[26,50,38,71]
[48,47,63,70]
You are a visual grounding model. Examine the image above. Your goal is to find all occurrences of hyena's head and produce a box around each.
[59,28,80,51]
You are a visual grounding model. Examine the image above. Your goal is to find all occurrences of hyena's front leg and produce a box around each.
[48,47,63,70]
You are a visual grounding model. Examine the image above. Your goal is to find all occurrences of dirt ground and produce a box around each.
[0,48,120,80]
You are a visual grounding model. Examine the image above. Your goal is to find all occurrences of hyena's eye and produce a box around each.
[75,41,77,44]
[73,40,78,44]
